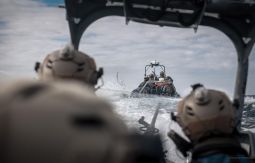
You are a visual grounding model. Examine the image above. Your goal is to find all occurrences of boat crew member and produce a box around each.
[0,80,165,163]
[138,76,149,88]
[149,73,155,80]
[169,84,252,163]
[165,76,173,83]
[34,44,103,91]
[159,71,165,82]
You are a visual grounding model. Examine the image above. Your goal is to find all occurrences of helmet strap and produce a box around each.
[97,67,104,79]
[95,77,104,91]
[170,112,177,122]
[168,130,193,158]
[34,62,41,72]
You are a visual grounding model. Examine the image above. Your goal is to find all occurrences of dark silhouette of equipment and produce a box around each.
[138,103,161,135]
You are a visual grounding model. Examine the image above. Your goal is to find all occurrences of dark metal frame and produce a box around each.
[144,63,165,78]
[64,0,255,127]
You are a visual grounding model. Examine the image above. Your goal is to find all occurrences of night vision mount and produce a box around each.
[64,0,255,127]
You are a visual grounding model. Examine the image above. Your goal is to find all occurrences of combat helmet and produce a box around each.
[176,84,236,142]
[0,80,128,163]
[159,71,165,78]
[165,76,173,83]
[35,45,103,87]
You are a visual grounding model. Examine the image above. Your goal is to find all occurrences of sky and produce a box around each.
[0,0,254,96]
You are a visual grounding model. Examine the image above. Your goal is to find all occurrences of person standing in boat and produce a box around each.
[146,74,156,94]
[138,76,149,88]
[132,76,150,94]
[159,71,166,82]
[165,76,173,83]
[148,73,155,81]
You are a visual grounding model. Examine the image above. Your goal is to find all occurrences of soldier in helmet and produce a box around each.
[159,71,165,82]
[165,76,173,83]
[34,44,103,90]
[149,73,155,81]
[168,84,252,163]
[138,76,149,88]
[0,80,165,163]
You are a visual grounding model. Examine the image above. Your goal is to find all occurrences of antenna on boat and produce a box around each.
[116,72,126,89]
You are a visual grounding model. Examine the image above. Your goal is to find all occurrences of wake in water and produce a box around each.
[97,83,186,162]
[242,96,255,129]
[97,82,255,162]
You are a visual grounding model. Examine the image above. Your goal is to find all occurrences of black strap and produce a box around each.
[192,136,249,159]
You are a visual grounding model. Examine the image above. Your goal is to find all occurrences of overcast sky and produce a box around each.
[0,0,254,96]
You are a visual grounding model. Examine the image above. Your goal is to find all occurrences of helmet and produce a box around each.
[176,84,236,142]
[166,76,173,83]
[35,45,103,87]
[144,76,149,81]
[160,71,165,78]
[0,80,128,163]
[149,74,154,79]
